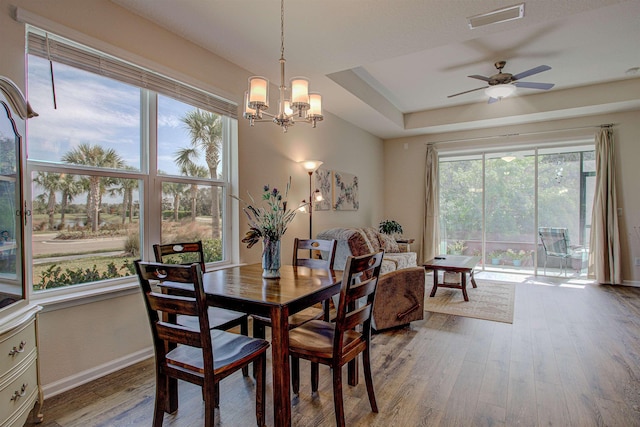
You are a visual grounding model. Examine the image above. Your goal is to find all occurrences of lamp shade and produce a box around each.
[291,77,310,105]
[308,92,323,117]
[485,84,516,99]
[299,160,323,173]
[248,76,269,107]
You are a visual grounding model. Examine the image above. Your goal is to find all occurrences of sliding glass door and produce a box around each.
[485,151,535,269]
[439,144,594,276]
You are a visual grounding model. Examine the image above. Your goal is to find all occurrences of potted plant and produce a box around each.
[488,250,503,265]
[509,249,531,267]
[379,219,403,237]
[446,240,467,255]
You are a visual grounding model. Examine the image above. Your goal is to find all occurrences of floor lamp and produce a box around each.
[299,160,323,239]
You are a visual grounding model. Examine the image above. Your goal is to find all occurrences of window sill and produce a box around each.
[32,262,245,313]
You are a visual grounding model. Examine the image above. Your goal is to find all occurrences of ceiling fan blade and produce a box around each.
[447,86,487,98]
[512,65,551,80]
[468,74,491,82]
[513,81,555,90]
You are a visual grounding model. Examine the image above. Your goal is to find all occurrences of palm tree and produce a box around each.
[163,181,186,222]
[33,171,62,230]
[109,167,139,224]
[180,110,223,238]
[174,154,209,222]
[62,144,124,232]
[59,174,83,228]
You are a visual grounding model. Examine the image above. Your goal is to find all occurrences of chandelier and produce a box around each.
[243,0,323,132]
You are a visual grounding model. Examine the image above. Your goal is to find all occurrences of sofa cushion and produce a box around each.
[362,227,382,252]
[377,233,400,253]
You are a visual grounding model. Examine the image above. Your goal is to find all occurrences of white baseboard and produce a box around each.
[622,280,640,287]
[42,347,154,399]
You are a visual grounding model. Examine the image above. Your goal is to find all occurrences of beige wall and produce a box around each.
[384,110,640,284]
[1,0,383,393]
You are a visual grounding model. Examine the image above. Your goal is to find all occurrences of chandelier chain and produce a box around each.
[280,0,285,60]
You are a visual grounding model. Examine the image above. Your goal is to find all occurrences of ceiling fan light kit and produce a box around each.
[467,3,525,29]
[485,84,516,99]
[448,60,554,103]
[244,0,323,132]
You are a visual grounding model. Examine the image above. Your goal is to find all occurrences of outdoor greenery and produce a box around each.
[27,109,226,290]
[439,150,594,263]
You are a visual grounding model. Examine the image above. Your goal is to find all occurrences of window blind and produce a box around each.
[27,31,238,119]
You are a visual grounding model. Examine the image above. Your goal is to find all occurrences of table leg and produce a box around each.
[429,268,439,297]
[461,271,469,302]
[270,306,291,427]
[470,269,477,288]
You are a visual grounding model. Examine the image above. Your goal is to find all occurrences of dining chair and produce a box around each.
[251,238,338,340]
[154,241,251,375]
[288,250,384,427]
[134,261,269,427]
[153,241,250,333]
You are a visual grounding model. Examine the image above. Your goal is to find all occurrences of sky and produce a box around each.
[27,55,211,177]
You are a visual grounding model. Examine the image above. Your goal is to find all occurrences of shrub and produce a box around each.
[124,232,140,257]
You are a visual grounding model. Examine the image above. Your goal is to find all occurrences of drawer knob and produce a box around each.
[8,341,26,357]
[10,383,28,401]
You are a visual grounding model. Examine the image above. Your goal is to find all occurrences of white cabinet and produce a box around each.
[0,78,43,425]
[0,305,42,426]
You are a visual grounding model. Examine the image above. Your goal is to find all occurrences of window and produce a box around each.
[439,143,594,276]
[26,28,237,292]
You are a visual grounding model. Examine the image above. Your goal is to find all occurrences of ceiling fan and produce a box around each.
[448,60,554,103]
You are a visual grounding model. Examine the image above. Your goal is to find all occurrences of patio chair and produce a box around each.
[538,227,581,276]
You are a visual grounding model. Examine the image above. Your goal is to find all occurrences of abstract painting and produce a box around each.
[314,168,332,211]
[333,171,359,210]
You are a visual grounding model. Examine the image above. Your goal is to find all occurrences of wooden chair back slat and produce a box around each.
[153,241,206,272]
[293,238,337,270]
[156,323,203,348]
[148,293,199,317]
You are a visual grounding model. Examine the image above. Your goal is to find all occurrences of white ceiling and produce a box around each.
[111,0,640,139]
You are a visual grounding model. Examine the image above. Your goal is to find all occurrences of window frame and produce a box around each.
[23,25,239,302]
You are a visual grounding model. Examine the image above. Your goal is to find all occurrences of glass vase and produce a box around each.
[262,238,281,278]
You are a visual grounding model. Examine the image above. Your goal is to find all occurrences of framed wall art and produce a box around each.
[333,170,359,211]
[313,168,332,211]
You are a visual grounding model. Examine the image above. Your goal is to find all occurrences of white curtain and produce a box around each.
[421,145,440,263]
[588,127,621,284]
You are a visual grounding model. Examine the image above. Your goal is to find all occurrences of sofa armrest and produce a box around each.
[373,267,425,331]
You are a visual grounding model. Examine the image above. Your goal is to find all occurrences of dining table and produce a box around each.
[162,263,343,427]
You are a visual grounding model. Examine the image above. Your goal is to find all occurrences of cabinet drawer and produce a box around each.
[0,359,37,426]
[0,321,36,377]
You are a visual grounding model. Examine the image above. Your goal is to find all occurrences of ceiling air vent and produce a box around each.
[467,3,525,29]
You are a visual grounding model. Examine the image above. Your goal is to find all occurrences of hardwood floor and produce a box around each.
[26,272,640,426]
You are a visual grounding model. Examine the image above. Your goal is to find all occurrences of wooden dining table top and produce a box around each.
[163,263,342,313]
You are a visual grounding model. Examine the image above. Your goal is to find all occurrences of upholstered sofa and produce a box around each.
[317,227,423,331]
[316,227,418,274]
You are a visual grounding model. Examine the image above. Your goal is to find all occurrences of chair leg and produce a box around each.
[214,382,220,407]
[291,356,300,395]
[332,366,346,427]
[311,362,319,393]
[153,373,167,427]
[363,349,378,413]
[241,318,249,377]
[255,354,266,427]
[252,320,266,378]
[203,380,216,427]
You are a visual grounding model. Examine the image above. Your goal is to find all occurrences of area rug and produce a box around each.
[424,280,516,324]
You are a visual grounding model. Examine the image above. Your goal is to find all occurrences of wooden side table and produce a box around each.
[423,255,481,301]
